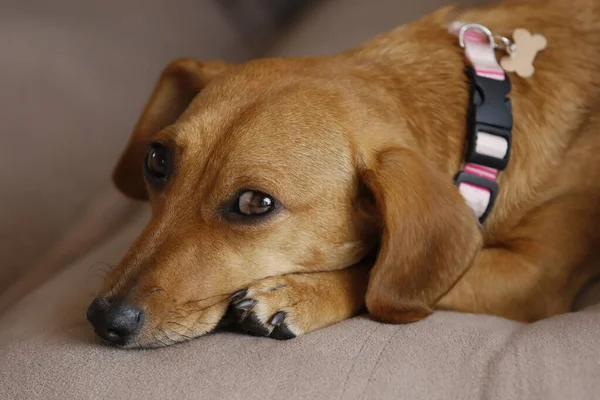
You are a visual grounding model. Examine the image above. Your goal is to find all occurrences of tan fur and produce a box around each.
[95,0,600,348]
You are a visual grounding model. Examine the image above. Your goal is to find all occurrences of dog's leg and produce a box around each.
[229,263,369,339]
[437,195,600,322]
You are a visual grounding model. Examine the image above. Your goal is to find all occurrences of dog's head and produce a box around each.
[88,51,481,348]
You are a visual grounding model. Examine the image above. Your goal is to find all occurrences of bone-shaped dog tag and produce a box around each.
[500,28,547,78]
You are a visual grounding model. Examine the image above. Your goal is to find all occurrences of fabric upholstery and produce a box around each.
[0,0,247,293]
[1,209,599,399]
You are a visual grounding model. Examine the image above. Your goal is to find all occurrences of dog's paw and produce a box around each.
[227,267,368,340]
[229,276,307,340]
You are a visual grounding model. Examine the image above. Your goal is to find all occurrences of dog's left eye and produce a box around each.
[144,143,170,186]
[235,191,276,216]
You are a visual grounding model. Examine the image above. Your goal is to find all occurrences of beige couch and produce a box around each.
[2,1,600,398]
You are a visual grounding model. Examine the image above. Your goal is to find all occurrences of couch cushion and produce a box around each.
[268,0,490,57]
[0,187,142,314]
[1,210,599,400]
[0,0,248,293]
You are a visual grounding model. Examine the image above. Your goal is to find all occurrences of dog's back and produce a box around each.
[347,0,600,231]
[338,0,600,319]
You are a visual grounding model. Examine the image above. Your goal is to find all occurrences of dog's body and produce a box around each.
[87,0,600,347]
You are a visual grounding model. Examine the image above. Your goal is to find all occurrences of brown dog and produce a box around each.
[87,0,600,348]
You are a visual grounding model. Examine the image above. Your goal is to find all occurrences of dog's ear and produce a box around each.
[361,148,482,323]
[113,58,230,200]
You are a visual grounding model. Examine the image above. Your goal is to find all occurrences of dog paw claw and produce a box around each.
[269,311,286,326]
[230,290,297,340]
[235,298,256,311]
[230,289,247,302]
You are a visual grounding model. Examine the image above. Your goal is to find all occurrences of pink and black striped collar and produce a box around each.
[449,23,513,224]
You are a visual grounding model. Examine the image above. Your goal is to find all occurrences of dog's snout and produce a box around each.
[86,298,144,345]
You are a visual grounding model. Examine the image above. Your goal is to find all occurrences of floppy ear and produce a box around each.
[362,148,482,323]
[113,58,229,200]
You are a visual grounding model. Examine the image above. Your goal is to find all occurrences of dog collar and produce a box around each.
[448,23,513,224]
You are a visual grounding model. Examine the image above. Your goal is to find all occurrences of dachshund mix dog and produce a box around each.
[87,0,600,348]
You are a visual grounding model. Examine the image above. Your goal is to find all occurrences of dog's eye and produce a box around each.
[236,191,276,216]
[144,143,170,186]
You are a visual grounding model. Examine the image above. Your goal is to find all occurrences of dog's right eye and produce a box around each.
[237,191,275,216]
[225,190,278,221]
[144,143,170,187]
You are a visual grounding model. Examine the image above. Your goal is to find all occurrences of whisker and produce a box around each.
[177,297,230,315]
[168,309,189,318]
[150,287,174,300]
[88,262,117,282]
[174,330,193,340]
[92,268,110,278]
[153,333,168,347]
[139,287,167,300]
[162,325,194,340]
[184,292,231,305]
[157,327,176,343]
[88,261,116,271]
[164,314,218,325]
[165,321,194,334]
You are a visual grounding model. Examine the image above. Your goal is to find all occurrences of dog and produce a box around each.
[86,0,600,348]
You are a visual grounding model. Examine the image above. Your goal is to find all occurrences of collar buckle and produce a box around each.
[465,66,513,170]
[455,169,498,224]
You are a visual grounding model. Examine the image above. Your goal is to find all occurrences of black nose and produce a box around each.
[86,298,144,345]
